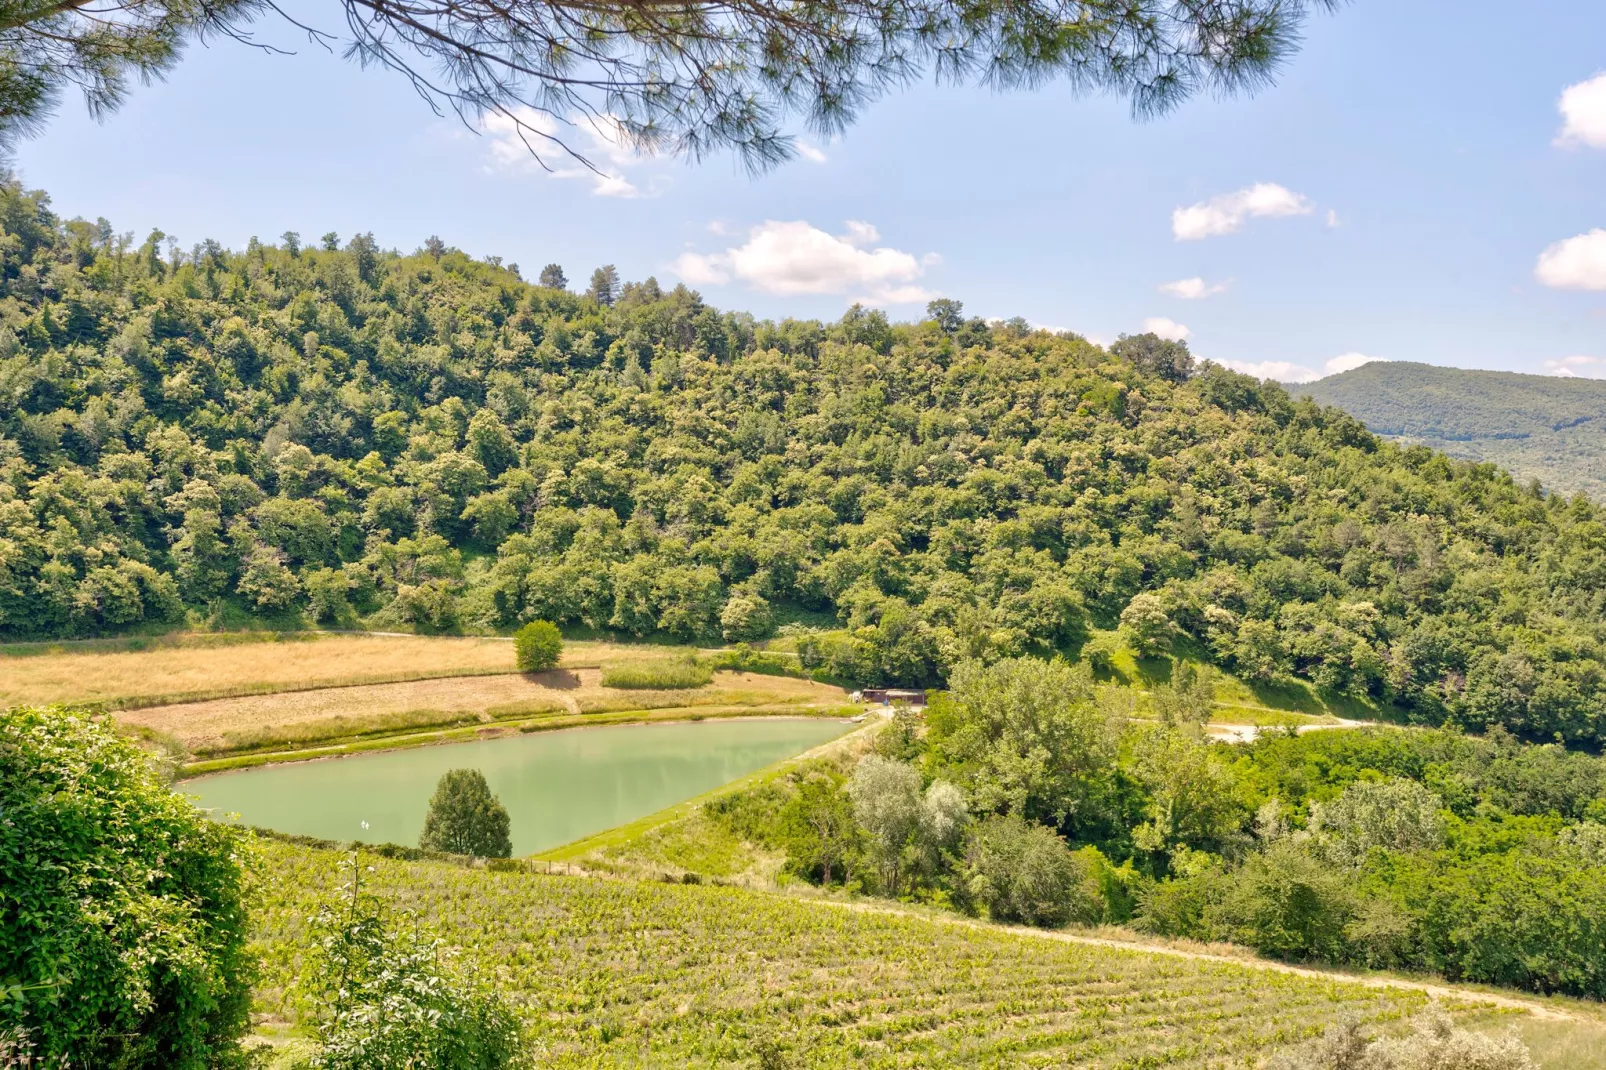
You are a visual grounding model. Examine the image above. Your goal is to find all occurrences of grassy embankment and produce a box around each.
[247,837,1601,1069]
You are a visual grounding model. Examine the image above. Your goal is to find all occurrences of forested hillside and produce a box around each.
[7,176,1606,744]
[1303,361,1606,498]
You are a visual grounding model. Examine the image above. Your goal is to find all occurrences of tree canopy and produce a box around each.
[513,618,562,670]
[419,769,513,858]
[0,0,1341,163]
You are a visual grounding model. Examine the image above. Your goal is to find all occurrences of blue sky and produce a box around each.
[15,1,1606,382]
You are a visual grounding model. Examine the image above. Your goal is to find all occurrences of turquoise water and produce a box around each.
[183,718,849,855]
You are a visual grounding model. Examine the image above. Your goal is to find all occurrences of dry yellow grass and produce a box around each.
[0,632,721,709]
[120,669,849,752]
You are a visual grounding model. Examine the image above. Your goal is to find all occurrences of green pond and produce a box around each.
[183,718,850,856]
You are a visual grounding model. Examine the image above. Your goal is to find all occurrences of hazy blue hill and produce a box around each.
[1302,361,1606,497]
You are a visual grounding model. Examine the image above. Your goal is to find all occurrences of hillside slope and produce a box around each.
[1301,362,1606,498]
[7,175,1606,744]
[250,839,1532,1068]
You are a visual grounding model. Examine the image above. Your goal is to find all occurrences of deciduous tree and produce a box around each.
[418,769,513,858]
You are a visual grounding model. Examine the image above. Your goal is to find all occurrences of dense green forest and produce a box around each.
[8,175,1606,745]
[1303,362,1606,499]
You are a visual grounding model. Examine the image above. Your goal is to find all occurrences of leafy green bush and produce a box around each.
[1208,840,1356,962]
[925,657,1121,829]
[301,858,526,1069]
[600,660,713,689]
[962,814,1103,928]
[513,620,563,672]
[719,593,774,642]
[775,773,860,885]
[1309,778,1445,867]
[708,643,800,677]
[0,706,254,1068]
[1134,862,1223,939]
[419,770,512,859]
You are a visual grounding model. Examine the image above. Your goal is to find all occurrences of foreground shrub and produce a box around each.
[513,620,563,672]
[0,706,254,1068]
[600,659,714,689]
[1269,1005,1535,1070]
[301,859,526,1069]
[419,769,512,858]
[963,814,1103,928]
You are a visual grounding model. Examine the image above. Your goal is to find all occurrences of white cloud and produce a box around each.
[796,140,829,164]
[1556,73,1606,149]
[1545,355,1606,378]
[1220,352,1385,385]
[1324,352,1380,375]
[1141,317,1190,341]
[1158,276,1228,299]
[671,220,937,304]
[1325,209,1342,228]
[1535,229,1606,290]
[481,107,659,198]
[841,220,880,245]
[1172,183,1314,241]
[1222,359,1322,383]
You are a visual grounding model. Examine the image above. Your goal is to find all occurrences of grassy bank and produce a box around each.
[177,704,861,778]
[533,717,879,866]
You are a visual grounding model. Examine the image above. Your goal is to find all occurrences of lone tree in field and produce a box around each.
[0,0,1342,163]
[419,769,513,858]
[514,619,563,672]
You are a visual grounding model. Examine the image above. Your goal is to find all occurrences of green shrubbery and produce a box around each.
[699,657,1606,997]
[600,659,714,689]
[962,815,1103,927]
[0,706,254,1068]
[299,858,526,1069]
[708,642,801,677]
[512,620,563,672]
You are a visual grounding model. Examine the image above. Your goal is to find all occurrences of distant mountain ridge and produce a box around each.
[1301,361,1606,498]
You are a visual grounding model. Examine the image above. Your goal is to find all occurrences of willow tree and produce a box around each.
[2,0,1340,162]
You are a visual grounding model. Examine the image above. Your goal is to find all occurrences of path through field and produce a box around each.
[1205,716,1376,742]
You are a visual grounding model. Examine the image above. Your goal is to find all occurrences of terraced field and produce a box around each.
[250,840,1533,1069]
[126,668,847,754]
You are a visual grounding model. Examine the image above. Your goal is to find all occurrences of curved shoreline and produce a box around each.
[176,705,861,780]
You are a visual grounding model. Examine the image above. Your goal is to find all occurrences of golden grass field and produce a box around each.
[122,667,849,753]
[0,632,721,709]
